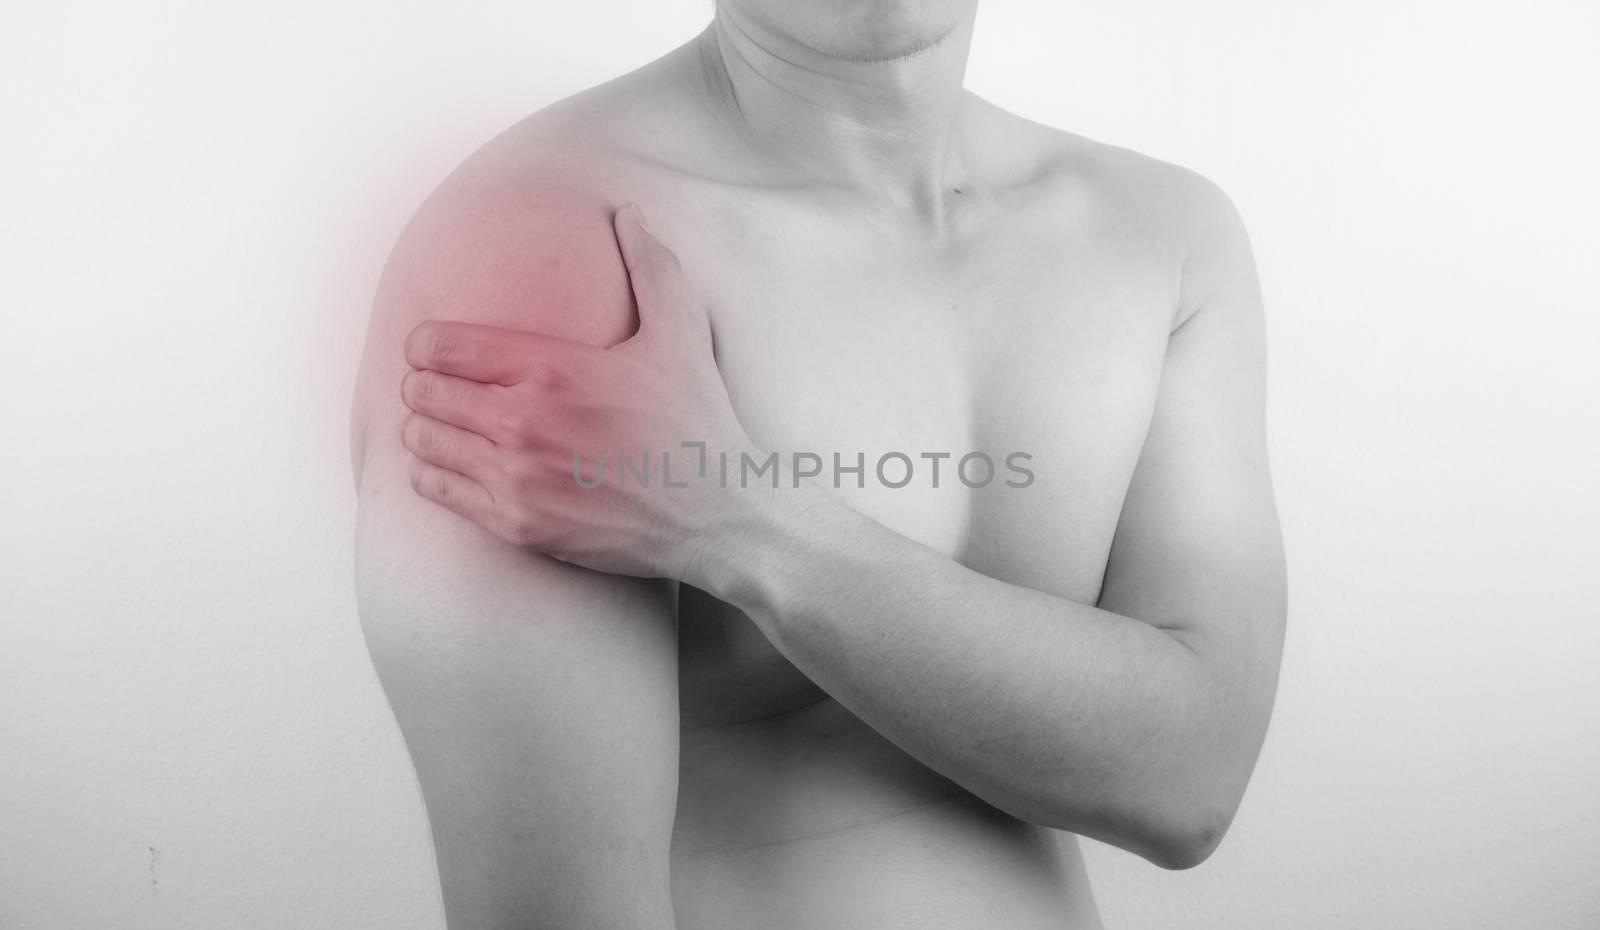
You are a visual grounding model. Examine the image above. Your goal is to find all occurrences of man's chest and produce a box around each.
[676,207,1174,603]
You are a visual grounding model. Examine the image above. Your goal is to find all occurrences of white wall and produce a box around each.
[2,1,1596,927]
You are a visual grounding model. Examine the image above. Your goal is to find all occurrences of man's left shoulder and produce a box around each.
[973,100,1260,326]
[1045,133,1258,328]
[1024,125,1249,256]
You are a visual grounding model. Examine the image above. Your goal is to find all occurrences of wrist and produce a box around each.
[680,451,835,615]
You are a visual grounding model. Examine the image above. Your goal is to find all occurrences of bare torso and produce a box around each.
[353,21,1225,925]
[476,38,1182,929]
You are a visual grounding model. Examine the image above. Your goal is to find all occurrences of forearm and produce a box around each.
[692,483,1258,867]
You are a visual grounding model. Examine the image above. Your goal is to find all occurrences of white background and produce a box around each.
[3,1,1597,927]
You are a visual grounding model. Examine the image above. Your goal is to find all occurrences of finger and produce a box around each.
[408,457,498,529]
[402,413,498,482]
[405,320,583,385]
[401,369,511,437]
[613,203,690,340]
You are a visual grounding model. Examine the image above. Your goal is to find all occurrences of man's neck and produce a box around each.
[698,7,977,226]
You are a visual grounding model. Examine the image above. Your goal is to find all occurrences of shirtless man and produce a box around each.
[349,2,1286,927]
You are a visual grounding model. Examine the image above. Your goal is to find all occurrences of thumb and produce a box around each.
[613,203,696,343]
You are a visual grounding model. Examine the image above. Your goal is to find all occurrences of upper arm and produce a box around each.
[1098,171,1287,755]
[350,166,679,926]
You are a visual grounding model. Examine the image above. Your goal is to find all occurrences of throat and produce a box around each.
[697,12,979,226]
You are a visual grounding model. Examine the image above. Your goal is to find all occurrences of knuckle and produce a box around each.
[497,407,536,444]
[430,468,460,505]
[417,423,450,457]
[409,460,455,505]
[409,370,438,403]
[503,514,537,548]
[646,244,682,277]
[524,359,565,388]
[410,371,479,412]
[511,463,547,499]
[425,323,461,363]
[411,462,437,497]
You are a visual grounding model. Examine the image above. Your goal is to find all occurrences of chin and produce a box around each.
[756,0,975,63]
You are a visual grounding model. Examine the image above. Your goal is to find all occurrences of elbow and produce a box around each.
[1014,786,1238,870]
[1016,680,1272,869]
[1121,687,1274,869]
[1137,805,1234,870]
[1125,752,1256,869]
[1023,773,1244,871]
[1127,752,1252,870]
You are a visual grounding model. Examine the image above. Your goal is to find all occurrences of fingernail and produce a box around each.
[625,201,650,231]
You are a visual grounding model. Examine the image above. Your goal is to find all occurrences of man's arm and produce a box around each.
[695,175,1285,869]
[351,170,680,927]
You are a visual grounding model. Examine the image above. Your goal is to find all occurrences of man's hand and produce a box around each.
[399,203,753,579]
